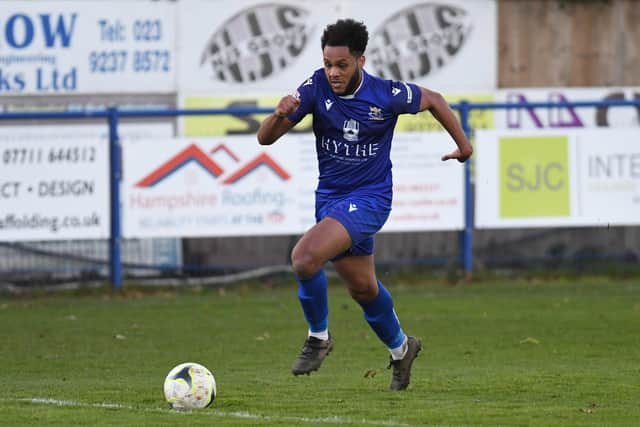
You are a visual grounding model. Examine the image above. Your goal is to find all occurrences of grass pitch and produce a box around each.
[1,276,639,426]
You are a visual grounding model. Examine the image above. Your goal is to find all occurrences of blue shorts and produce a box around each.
[315,194,391,260]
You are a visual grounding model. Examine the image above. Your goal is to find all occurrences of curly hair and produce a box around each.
[321,19,368,56]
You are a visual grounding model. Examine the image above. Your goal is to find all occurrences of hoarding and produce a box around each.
[122,132,465,238]
[0,1,176,94]
[475,128,640,228]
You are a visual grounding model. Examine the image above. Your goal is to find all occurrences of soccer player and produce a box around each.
[257,19,472,390]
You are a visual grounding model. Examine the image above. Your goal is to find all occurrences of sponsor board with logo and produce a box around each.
[475,128,640,228]
[177,0,497,94]
[349,0,496,92]
[122,132,465,238]
[495,87,640,129]
[0,124,172,241]
[123,134,317,238]
[177,0,496,136]
[178,0,339,94]
[0,1,176,94]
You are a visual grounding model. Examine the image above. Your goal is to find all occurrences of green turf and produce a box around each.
[1,277,639,426]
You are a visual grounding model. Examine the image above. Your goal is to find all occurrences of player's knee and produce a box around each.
[348,284,377,304]
[291,250,321,279]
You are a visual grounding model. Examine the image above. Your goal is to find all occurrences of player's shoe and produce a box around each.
[291,334,334,375]
[388,336,422,391]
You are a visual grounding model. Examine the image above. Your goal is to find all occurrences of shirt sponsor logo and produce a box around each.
[320,136,379,159]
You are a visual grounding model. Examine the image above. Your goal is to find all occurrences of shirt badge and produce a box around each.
[368,106,384,121]
[343,119,360,142]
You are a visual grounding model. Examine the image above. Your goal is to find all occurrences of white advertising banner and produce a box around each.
[494,87,640,129]
[122,132,464,238]
[177,0,497,95]
[346,0,497,92]
[0,1,176,95]
[0,126,108,241]
[178,0,340,95]
[0,124,173,242]
[385,132,465,232]
[475,128,640,229]
[123,134,317,238]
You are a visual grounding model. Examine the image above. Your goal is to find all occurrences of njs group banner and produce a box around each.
[122,132,464,239]
[475,128,640,229]
[346,0,496,93]
[178,0,496,137]
[177,0,496,95]
[0,0,176,95]
[177,0,340,95]
[494,87,640,129]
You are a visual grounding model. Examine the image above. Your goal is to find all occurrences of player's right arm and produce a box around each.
[257,94,300,145]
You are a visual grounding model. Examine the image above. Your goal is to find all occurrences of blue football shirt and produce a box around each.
[287,68,422,201]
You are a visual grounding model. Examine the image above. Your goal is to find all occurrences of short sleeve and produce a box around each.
[287,75,316,124]
[389,80,422,115]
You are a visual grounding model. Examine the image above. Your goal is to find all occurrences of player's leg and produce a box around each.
[333,254,422,390]
[291,216,351,279]
[332,255,405,349]
[290,217,351,375]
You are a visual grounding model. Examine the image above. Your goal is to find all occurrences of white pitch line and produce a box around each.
[6,398,410,427]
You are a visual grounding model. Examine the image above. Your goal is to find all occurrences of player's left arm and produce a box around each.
[418,87,473,163]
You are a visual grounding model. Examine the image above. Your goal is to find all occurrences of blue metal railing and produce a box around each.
[2,98,639,287]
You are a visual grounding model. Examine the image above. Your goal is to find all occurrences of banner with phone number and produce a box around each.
[0,1,175,95]
[0,124,173,241]
[0,127,109,241]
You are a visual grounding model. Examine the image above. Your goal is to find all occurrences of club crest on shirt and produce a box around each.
[343,119,360,141]
[368,106,384,121]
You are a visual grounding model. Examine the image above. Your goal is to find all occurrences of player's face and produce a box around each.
[323,46,365,96]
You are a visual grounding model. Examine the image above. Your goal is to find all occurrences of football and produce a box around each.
[163,362,217,409]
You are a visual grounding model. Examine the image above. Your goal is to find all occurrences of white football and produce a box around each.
[163,362,217,409]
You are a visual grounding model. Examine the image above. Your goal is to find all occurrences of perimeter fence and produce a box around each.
[1,99,639,288]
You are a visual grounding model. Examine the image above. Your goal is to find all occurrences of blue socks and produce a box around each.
[359,281,406,349]
[297,269,328,333]
[298,273,405,350]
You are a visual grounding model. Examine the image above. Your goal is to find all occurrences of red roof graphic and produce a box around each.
[222,152,291,184]
[210,144,240,162]
[135,144,224,187]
